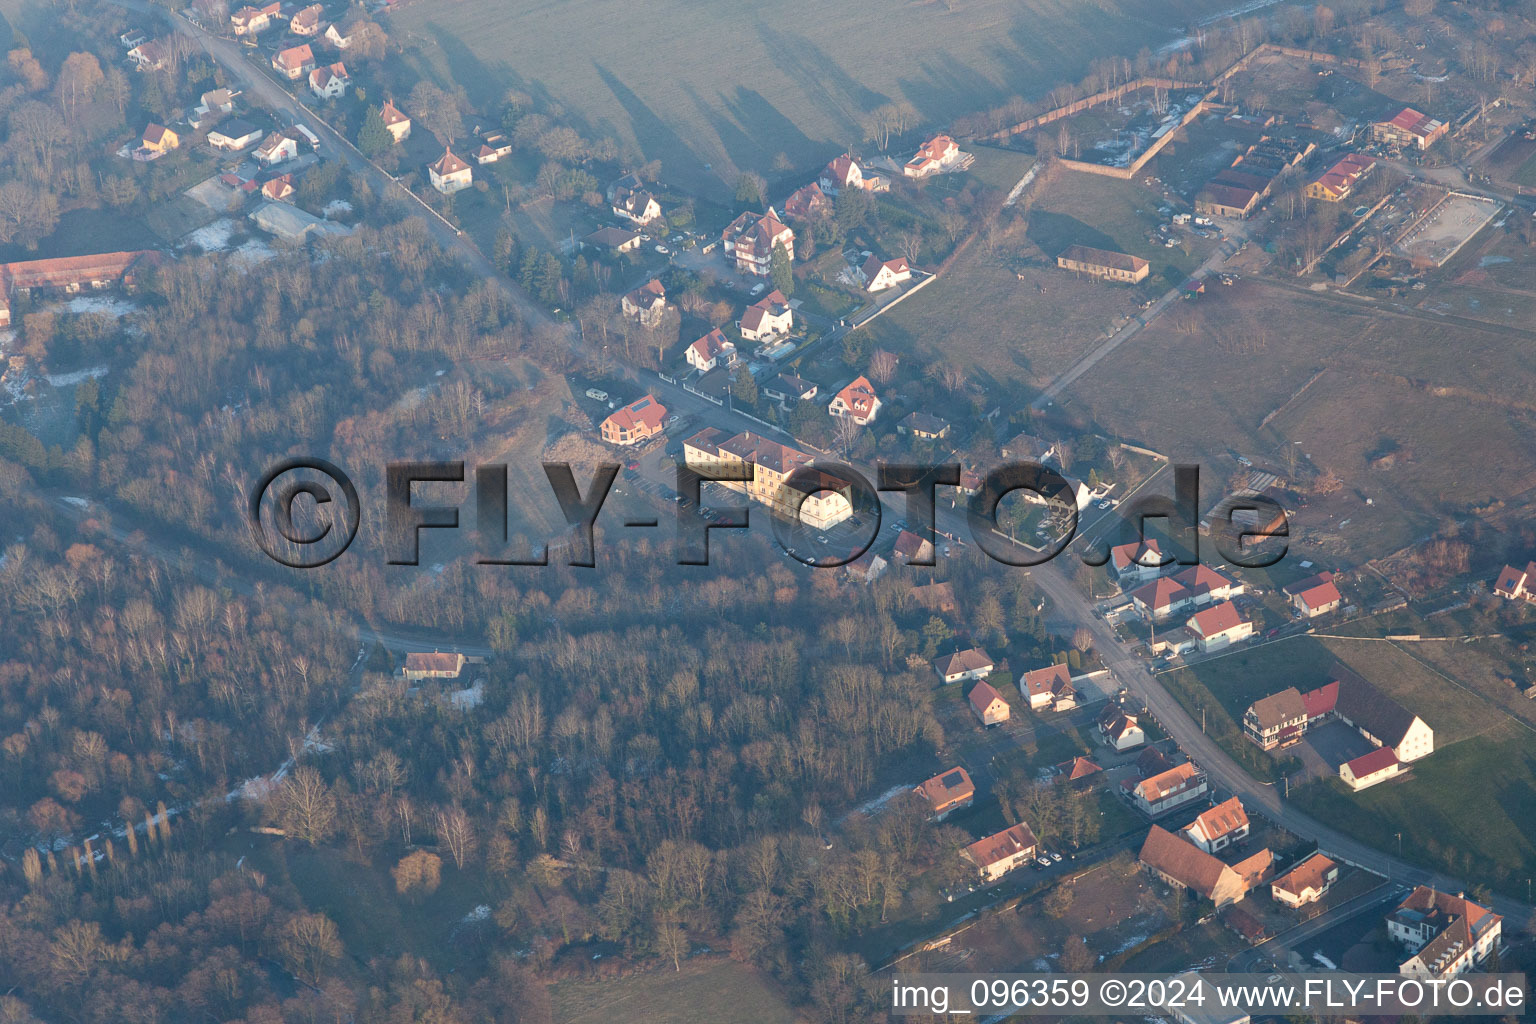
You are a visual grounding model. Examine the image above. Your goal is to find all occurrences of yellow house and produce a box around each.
[141,123,179,154]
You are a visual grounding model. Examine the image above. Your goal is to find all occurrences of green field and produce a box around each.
[1514,150,1536,189]
[552,958,797,1024]
[387,0,1288,191]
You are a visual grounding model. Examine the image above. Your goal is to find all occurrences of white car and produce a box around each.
[655,244,669,254]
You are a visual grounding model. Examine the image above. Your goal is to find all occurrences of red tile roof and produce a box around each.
[1189,796,1248,842]
[1189,600,1244,637]
[429,147,470,176]
[915,766,974,811]
[968,679,1006,716]
[1344,746,1399,778]
[601,394,667,437]
[965,822,1037,869]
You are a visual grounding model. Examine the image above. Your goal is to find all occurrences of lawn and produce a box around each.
[1293,720,1536,895]
[386,0,1295,194]
[551,958,797,1024]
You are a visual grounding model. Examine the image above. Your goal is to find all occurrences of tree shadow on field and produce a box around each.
[752,24,889,140]
[895,57,1009,126]
[1025,210,1119,258]
[721,87,815,170]
[594,63,705,178]
[679,82,765,178]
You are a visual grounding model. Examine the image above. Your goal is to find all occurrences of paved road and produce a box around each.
[1228,882,1398,972]
[1031,226,1250,410]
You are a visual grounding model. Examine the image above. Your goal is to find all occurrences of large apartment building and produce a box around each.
[683,428,852,530]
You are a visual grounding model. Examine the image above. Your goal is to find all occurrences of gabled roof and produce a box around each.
[822,153,863,185]
[275,43,314,68]
[404,651,464,674]
[584,226,640,248]
[861,253,910,281]
[1188,600,1244,638]
[1059,244,1148,273]
[142,123,174,146]
[893,529,933,562]
[1110,538,1162,573]
[1247,687,1306,729]
[1135,761,1201,802]
[1294,579,1342,611]
[1188,796,1248,843]
[1332,667,1420,747]
[1495,563,1531,596]
[900,411,949,435]
[965,822,1037,869]
[937,648,994,677]
[1139,825,1234,898]
[1022,663,1072,699]
[380,100,410,127]
[1172,564,1234,598]
[833,375,878,416]
[968,680,1006,716]
[1301,681,1338,719]
[624,278,665,310]
[1343,745,1399,778]
[688,327,733,362]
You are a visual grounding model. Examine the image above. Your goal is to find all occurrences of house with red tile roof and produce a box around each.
[738,289,792,341]
[965,822,1037,881]
[1285,571,1342,618]
[1124,761,1207,816]
[968,680,1010,726]
[828,375,880,425]
[290,3,325,34]
[1056,756,1103,783]
[1021,663,1076,712]
[599,394,667,446]
[254,131,299,166]
[260,174,295,202]
[622,279,667,326]
[231,1,281,35]
[308,62,349,99]
[722,208,794,276]
[1494,561,1536,601]
[914,766,974,819]
[893,529,935,565]
[1130,577,1193,620]
[379,100,411,143]
[819,152,887,194]
[1057,244,1150,283]
[1242,669,1433,765]
[685,328,736,372]
[1389,887,1501,978]
[140,122,179,155]
[1109,538,1165,585]
[904,135,966,177]
[0,251,157,328]
[859,254,911,292]
[1181,796,1249,853]
[1138,825,1257,908]
[475,132,513,164]
[272,44,315,80]
[1098,707,1145,751]
[1271,852,1339,908]
[783,182,831,221]
[1186,600,1253,652]
[1371,107,1447,151]
[1339,746,1403,790]
[1305,153,1376,202]
[428,147,472,194]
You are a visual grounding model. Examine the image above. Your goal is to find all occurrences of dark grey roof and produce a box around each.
[1334,667,1418,747]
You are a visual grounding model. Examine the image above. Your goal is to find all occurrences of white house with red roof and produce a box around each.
[379,100,411,143]
[935,647,994,684]
[621,279,666,326]
[272,44,315,80]
[1021,663,1077,712]
[612,185,662,226]
[599,394,668,446]
[1339,746,1403,790]
[903,135,967,177]
[722,208,794,276]
[859,254,912,292]
[1285,571,1342,618]
[231,1,281,35]
[739,289,793,341]
[685,328,736,372]
[1389,887,1501,978]
[1494,561,1536,603]
[783,183,831,221]
[1181,796,1249,853]
[1186,601,1253,652]
[428,147,473,194]
[254,132,299,166]
[819,152,886,194]
[829,375,880,425]
[1109,538,1165,586]
[475,132,513,164]
[1098,708,1145,751]
[1271,852,1339,908]
[308,62,349,99]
